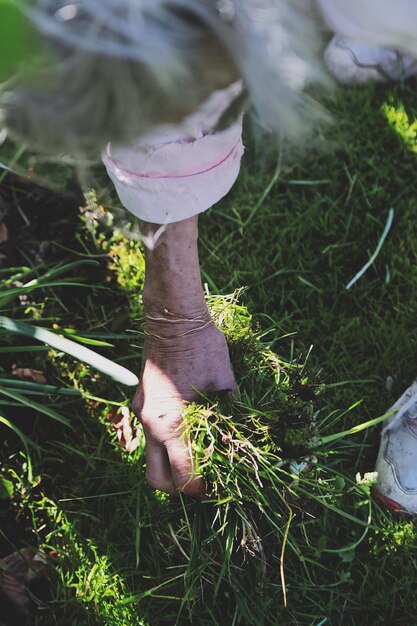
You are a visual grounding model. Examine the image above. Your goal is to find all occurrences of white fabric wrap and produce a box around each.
[102,81,244,224]
[317,0,417,57]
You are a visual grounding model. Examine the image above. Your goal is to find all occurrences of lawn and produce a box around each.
[1,79,417,625]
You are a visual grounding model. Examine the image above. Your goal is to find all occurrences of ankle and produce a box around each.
[145,307,214,343]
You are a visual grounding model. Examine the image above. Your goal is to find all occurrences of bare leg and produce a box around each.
[132,216,237,497]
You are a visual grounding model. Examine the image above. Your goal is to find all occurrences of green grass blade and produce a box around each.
[0,386,72,427]
[0,377,82,395]
[0,414,36,482]
[317,409,396,446]
[0,345,50,353]
[346,208,394,289]
[0,316,139,386]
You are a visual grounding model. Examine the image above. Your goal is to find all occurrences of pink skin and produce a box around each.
[132,216,237,497]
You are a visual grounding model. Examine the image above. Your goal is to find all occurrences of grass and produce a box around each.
[1,78,417,625]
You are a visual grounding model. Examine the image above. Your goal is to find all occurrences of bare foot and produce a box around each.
[132,313,236,497]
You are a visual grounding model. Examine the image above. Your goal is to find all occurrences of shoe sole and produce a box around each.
[373,489,412,518]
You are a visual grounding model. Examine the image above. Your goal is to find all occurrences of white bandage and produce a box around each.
[103,82,244,224]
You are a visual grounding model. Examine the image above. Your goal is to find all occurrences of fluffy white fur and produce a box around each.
[0,0,331,156]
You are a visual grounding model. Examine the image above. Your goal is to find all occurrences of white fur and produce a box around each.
[0,0,331,156]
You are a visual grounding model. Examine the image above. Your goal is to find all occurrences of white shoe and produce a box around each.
[324,35,417,85]
[374,380,417,515]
